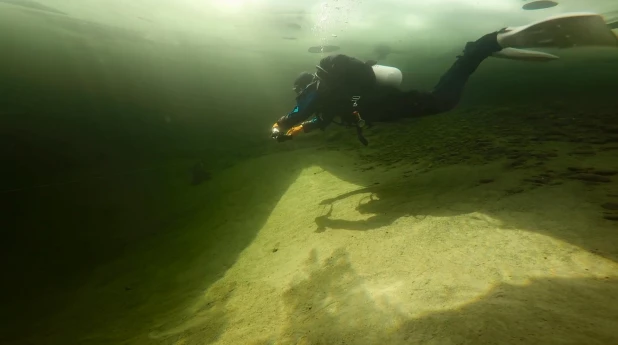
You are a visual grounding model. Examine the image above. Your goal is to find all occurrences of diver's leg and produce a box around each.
[374,32,503,120]
[430,31,503,111]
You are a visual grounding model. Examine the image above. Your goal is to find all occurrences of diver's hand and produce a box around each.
[271,123,282,139]
[270,128,292,142]
[271,123,296,142]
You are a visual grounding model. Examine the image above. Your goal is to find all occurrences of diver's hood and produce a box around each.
[293,72,317,93]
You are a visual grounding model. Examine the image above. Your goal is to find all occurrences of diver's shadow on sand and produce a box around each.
[314,186,426,233]
[279,248,618,345]
[313,165,618,263]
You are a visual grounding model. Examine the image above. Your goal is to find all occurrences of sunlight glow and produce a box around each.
[211,0,260,13]
[403,14,427,30]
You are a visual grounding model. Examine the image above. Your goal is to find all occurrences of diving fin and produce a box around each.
[492,12,618,62]
[492,47,559,61]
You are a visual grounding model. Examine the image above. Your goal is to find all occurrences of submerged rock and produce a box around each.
[569,149,596,156]
[603,215,618,221]
[191,160,211,185]
[601,202,618,210]
[570,174,611,183]
[593,169,618,176]
[567,166,589,172]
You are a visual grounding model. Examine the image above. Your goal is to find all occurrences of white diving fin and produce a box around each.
[492,47,559,61]
[492,12,618,62]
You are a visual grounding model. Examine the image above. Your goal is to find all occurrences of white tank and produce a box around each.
[371,64,403,87]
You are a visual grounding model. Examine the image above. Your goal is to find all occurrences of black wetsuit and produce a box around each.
[274,31,503,144]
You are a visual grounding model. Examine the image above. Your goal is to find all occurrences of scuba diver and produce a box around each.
[270,12,618,146]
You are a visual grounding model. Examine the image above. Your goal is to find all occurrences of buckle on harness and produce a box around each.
[349,95,368,146]
[351,95,361,107]
[350,96,365,128]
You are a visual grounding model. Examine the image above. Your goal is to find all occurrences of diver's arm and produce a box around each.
[274,83,319,129]
[275,104,314,130]
[272,108,310,140]
[273,115,327,142]
[272,83,324,142]
[300,116,327,132]
[271,106,319,142]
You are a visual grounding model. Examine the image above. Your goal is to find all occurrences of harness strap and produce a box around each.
[324,95,370,145]
[351,96,369,146]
